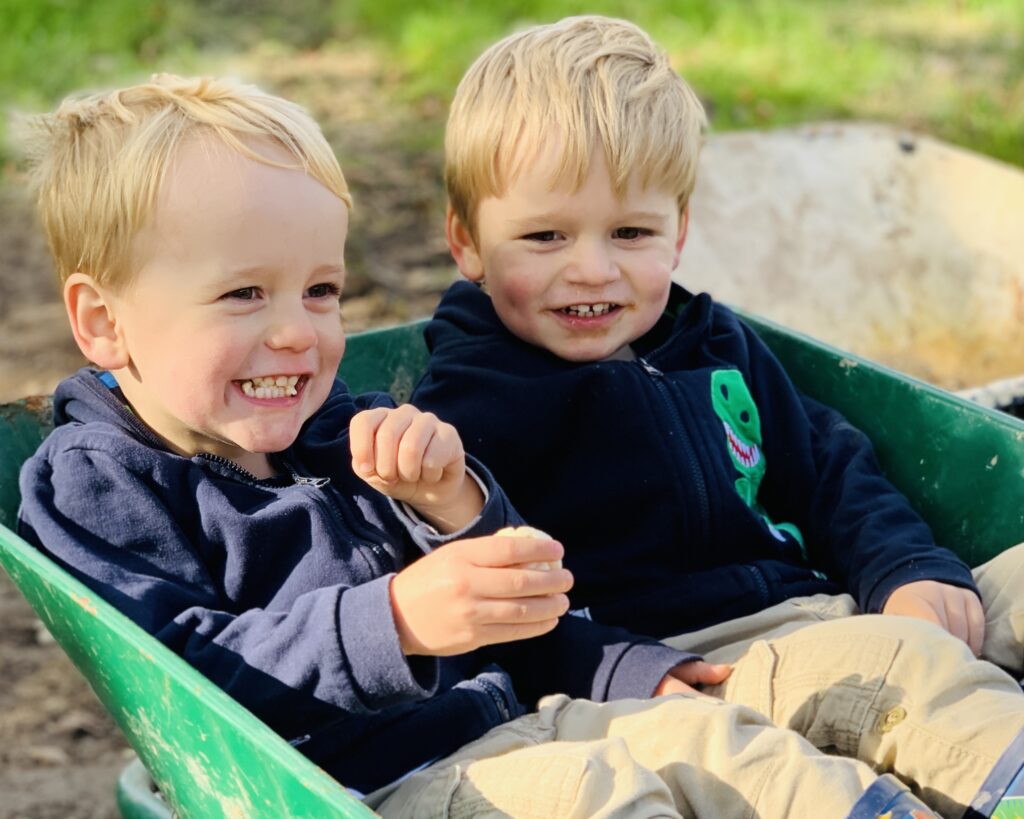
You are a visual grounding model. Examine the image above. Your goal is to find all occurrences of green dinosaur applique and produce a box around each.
[710,370,806,553]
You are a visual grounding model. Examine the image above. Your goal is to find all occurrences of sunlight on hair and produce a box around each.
[24,74,350,289]
[445,16,706,238]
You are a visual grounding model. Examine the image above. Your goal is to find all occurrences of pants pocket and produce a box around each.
[723,623,901,758]
[446,747,593,819]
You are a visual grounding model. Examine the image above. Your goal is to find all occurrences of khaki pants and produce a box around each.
[367,544,1024,818]
[663,542,1024,817]
[366,692,884,818]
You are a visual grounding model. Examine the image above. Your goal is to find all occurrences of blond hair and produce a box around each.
[27,74,351,288]
[445,16,706,236]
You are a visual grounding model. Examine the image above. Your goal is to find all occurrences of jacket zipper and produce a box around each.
[287,469,391,573]
[195,452,390,574]
[195,452,270,484]
[743,564,771,607]
[636,357,711,546]
[476,676,513,722]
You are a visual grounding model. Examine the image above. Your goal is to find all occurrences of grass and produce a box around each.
[1,0,1021,167]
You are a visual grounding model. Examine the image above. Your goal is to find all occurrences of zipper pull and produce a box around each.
[638,357,663,377]
[294,475,331,488]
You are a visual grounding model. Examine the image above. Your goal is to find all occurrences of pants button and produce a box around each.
[878,705,908,733]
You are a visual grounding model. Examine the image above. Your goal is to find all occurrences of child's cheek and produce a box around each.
[492,263,542,311]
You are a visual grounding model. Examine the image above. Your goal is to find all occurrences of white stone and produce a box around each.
[679,123,1024,389]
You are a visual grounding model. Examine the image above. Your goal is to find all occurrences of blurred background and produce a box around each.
[1,0,1022,402]
[0,2,1021,817]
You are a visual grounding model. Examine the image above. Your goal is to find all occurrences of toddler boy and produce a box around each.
[16,74,943,818]
[413,15,1024,818]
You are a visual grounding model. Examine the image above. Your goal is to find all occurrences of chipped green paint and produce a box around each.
[0,318,1021,818]
[72,593,98,615]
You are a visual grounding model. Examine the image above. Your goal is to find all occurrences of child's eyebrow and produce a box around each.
[217,263,346,281]
[617,211,676,224]
[311,263,346,277]
[507,213,567,231]
[508,211,673,231]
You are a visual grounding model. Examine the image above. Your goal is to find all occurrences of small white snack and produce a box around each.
[495,525,563,571]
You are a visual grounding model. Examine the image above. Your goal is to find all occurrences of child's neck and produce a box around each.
[603,345,637,362]
[231,451,279,480]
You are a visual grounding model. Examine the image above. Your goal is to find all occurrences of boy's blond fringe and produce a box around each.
[445,16,707,238]
[24,74,351,288]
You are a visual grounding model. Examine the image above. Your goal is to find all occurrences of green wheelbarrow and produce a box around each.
[1,316,1022,818]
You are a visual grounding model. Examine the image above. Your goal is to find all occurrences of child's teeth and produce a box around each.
[566,303,613,316]
[241,375,301,398]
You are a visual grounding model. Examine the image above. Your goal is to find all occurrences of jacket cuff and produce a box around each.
[395,459,520,552]
[338,574,439,710]
[605,641,702,700]
[864,557,979,613]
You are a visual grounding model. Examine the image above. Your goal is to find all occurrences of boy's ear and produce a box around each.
[64,273,130,370]
[673,207,690,269]
[445,206,484,282]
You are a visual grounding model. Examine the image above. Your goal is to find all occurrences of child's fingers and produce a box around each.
[667,660,731,689]
[690,661,732,685]
[418,420,462,484]
[349,408,389,476]
[395,411,445,483]
[966,596,986,657]
[461,534,565,570]
[471,565,574,599]
[477,592,571,624]
[371,406,419,482]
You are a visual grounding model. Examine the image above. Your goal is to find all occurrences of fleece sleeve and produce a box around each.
[17,445,439,727]
[481,613,699,705]
[736,320,977,611]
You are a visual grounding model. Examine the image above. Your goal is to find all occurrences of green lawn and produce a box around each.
[1,0,1021,167]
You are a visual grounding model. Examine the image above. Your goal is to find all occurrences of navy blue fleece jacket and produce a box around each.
[412,281,978,638]
[17,370,694,793]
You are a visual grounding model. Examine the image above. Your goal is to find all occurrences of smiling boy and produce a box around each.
[12,74,957,818]
[413,15,1024,818]
[453,144,684,364]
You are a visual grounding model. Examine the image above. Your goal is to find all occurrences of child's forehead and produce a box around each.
[168,132,294,179]
[157,134,330,218]
[132,134,348,276]
[495,136,675,204]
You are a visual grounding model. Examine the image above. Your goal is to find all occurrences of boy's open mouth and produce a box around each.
[238,374,308,399]
[560,303,621,317]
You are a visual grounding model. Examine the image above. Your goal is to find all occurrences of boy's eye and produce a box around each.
[223,286,258,301]
[307,282,342,299]
[614,227,651,241]
[523,231,560,243]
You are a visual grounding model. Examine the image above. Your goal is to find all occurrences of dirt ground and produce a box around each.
[0,48,456,818]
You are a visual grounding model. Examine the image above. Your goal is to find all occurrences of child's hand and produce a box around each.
[654,660,731,698]
[389,533,573,656]
[350,405,483,533]
[883,580,985,656]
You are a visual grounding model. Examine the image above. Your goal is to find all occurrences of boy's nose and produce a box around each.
[564,241,620,286]
[266,304,319,351]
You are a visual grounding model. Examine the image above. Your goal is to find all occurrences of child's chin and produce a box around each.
[238,425,303,454]
[550,341,620,363]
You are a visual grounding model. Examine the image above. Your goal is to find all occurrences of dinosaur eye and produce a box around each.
[740,411,750,424]
[720,384,729,400]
